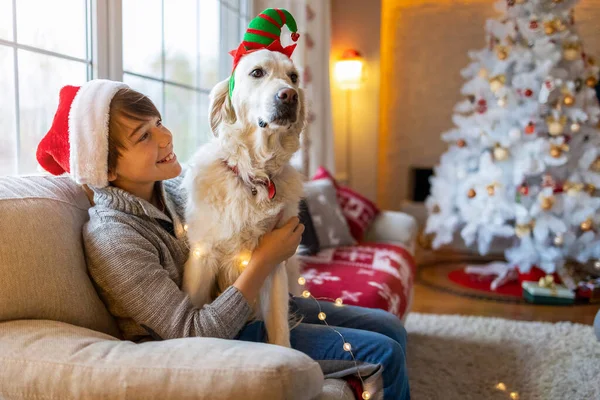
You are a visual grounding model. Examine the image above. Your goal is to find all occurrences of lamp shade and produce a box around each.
[334,49,364,90]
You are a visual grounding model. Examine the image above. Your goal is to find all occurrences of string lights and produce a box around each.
[190,248,371,399]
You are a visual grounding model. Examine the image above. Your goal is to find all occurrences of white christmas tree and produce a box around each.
[426,0,600,276]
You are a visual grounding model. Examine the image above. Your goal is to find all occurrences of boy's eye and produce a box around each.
[139,132,149,141]
[156,119,162,127]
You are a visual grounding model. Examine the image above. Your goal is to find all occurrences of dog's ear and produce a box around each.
[209,78,237,136]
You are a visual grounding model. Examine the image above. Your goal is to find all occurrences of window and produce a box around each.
[0,0,251,176]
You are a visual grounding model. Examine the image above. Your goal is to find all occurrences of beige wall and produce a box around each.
[331,0,381,201]
[331,0,600,209]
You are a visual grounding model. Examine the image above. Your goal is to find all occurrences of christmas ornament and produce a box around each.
[553,234,564,246]
[487,184,496,196]
[489,75,506,92]
[524,88,533,97]
[476,99,488,114]
[563,94,575,107]
[519,184,529,196]
[478,68,489,79]
[586,184,596,195]
[547,115,567,136]
[580,218,594,232]
[563,181,584,195]
[563,42,582,61]
[571,122,581,132]
[457,139,467,148]
[515,222,534,238]
[498,97,507,107]
[586,76,598,88]
[542,174,557,189]
[591,156,600,172]
[544,21,556,35]
[496,46,510,60]
[228,8,300,97]
[529,17,539,30]
[541,195,555,211]
[493,144,510,161]
[550,143,569,158]
[525,122,536,134]
[468,188,477,198]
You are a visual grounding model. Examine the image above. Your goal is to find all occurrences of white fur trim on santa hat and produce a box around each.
[68,79,129,188]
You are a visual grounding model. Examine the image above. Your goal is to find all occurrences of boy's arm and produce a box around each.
[84,221,252,340]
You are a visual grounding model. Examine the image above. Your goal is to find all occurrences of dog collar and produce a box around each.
[224,161,276,200]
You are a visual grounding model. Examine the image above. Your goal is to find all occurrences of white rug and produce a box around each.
[405,313,600,400]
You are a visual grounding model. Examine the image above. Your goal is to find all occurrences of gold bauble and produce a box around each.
[580,218,594,232]
[563,43,581,61]
[586,76,598,88]
[468,188,477,198]
[547,116,566,136]
[563,94,575,106]
[544,23,555,35]
[591,156,600,172]
[457,139,467,148]
[541,196,555,211]
[496,46,509,60]
[487,184,496,196]
[553,235,564,246]
[550,146,562,158]
[515,224,532,238]
[489,75,506,92]
[586,184,596,195]
[494,145,510,161]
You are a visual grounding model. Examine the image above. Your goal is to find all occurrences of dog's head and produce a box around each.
[209,49,305,159]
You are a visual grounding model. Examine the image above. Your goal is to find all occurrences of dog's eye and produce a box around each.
[250,69,265,78]
[290,73,298,84]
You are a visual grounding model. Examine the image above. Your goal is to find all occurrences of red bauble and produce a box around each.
[524,89,533,97]
[525,122,536,134]
[519,185,529,196]
[530,21,539,29]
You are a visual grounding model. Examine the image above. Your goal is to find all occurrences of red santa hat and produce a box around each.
[36,79,129,188]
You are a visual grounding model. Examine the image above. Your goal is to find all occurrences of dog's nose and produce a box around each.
[276,88,298,105]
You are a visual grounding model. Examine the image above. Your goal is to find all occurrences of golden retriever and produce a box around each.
[181,49,306,347]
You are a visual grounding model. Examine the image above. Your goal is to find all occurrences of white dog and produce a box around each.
[181,49,306,348]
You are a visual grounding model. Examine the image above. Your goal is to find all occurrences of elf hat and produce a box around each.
[36,79,128,188]
[228,8,300,98]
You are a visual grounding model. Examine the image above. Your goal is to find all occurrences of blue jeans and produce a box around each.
[236,296,410,400]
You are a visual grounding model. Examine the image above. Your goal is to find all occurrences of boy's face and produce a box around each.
[108,115,182,186]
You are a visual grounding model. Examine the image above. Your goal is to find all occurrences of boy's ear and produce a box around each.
[209,78,236,137]
[107,169,117,182]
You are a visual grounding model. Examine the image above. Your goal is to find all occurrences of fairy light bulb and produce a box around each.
[496,382,507,391]
[302,290,311,298]
[571,122,581,132]
[183,224,189,231]
[298,277,306,286]
[510,392,519,400]
[362,391,371,399]
[335,298,343,307]
[343,342,352,352]
[193,248,202,257]
[318,312,327,321]
[241,259,249,267]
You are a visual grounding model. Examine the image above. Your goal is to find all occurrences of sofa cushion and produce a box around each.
[313,166,380,242]
[0,175,120,337]
[298,243,416,321]
[0,319,325,400]
[303,179,356,248]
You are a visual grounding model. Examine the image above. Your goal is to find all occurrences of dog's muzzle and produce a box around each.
[270,88,298,125]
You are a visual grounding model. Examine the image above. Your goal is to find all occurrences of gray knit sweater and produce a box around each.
[82,174,252,342]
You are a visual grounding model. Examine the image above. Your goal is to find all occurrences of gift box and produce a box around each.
[576,278,600,304]
[522,280,575,305]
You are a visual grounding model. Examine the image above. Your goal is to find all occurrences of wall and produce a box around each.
[331,0,381,201]
[377,0,600,210]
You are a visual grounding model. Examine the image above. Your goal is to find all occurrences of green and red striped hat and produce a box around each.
[229,8,300,98]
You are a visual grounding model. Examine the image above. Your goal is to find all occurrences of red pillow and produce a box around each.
[312,166,380,242]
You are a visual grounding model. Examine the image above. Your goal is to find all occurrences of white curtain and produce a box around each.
[252,0,335,177]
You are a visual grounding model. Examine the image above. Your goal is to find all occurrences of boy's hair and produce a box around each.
[107,88,161,173]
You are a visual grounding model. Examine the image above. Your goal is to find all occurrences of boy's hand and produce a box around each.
[253,216,304,271]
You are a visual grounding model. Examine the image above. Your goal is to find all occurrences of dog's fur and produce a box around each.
[181,50,306,347]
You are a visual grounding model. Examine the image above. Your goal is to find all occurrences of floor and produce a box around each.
[411,249,599,326]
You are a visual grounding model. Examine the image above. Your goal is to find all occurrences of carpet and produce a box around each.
[405,313,600,400]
